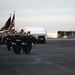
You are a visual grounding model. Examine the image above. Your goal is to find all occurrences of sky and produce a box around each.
[0,0,75,32]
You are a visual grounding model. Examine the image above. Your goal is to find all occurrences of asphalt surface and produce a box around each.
[0,39,75,75]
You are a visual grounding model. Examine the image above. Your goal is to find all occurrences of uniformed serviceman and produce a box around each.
[21,32,28,54]
[6,32,12,51]
[11,34,16,53]
[15,33,21,55]
[0,36,2,45]
[27,31,33,55]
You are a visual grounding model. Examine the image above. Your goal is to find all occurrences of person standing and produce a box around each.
[11,34,16,53]
[15,33,21,55]
[27,31,33,55]
[0,36,2,45]
[6,33,12,51]
[21,32,28,54]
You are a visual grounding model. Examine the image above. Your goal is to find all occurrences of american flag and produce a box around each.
[8,13,15,31]
[0,16,11,31]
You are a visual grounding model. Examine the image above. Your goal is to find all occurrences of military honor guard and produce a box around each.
[21,32,28,54]
[5,30,34,55]
[6,32,12,51]
[26,31,33,55]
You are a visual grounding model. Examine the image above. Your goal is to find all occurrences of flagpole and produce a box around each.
[13,11,15,14]
[10,13,11,16]
[13,11,15,29]
[10,13,11,23]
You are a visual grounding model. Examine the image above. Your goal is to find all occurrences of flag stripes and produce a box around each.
[8,13,15,31]
[0,16,11,31]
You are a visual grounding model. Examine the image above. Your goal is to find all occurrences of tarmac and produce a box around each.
[0,39,75,75]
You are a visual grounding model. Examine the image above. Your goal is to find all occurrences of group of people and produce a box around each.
[6,31,33,55]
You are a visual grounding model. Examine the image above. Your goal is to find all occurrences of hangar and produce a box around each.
[16,26,47,43]
[17,26,47,38]
[16,26,75,39]
[58,31,75,38]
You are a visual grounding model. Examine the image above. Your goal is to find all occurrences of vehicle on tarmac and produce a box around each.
[36,36,46,44]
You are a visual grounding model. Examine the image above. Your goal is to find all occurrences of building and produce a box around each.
[58,31,75,38]
[47,31,58,38]
[17,26,47,38]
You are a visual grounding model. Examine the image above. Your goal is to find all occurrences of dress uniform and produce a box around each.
[15,34,21,54]
[11,34,16,53]
[21,33,27,54]
[27,31,33,55]
[0,36,2,45]
[6,33,12,51]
